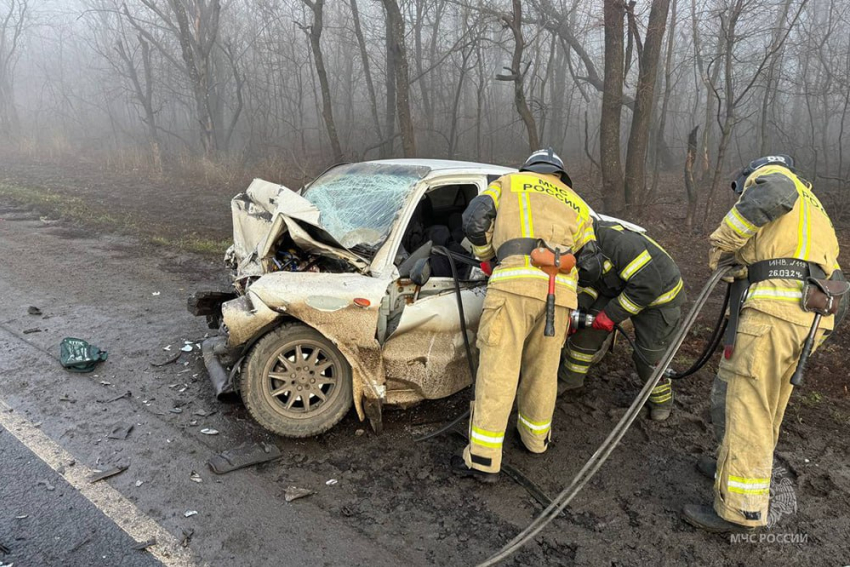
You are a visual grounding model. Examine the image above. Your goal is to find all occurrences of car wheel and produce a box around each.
[242,322,353,438]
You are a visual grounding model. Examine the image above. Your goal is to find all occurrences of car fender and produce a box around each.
[244,272,392,422]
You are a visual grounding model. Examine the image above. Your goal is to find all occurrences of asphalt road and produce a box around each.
[0,428,164,566]
[0,207,415,567]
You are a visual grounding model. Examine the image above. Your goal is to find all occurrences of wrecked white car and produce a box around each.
[190,160,514,437]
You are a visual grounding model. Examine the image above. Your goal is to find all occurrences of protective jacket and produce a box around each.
[462,172,595,308]
[710,165,840,328]
[579,220,684,323]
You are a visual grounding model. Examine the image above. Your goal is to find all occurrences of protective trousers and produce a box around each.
[559,298,680,412]
[713,308,823,527]
[463,288,569,473]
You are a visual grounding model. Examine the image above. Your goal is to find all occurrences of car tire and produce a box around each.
[241,322,353,438]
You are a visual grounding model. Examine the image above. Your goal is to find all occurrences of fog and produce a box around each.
[2,0,849,222]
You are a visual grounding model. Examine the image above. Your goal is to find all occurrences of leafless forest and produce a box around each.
[1,0,849,224]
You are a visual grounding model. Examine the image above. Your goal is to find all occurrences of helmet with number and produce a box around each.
[520,148,573,186]
[731,154,795,195]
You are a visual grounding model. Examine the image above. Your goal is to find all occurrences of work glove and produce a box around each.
[480,260,493,276]
[708,247,734,271]
[591,311,615,333]
[708,247,747,281]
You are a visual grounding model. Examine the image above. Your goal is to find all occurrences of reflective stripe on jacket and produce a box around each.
[584,221,685,323]
[462,172,595,308]
[710,165,840,328]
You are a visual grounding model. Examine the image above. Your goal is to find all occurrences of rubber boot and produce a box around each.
[557,366,585,397]
[696,456,717,480]
[682,504,754,534]
[648,378,673,421]
[450,455,499,484]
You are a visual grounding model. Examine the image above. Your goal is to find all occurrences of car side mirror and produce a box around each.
[410,257,432,287]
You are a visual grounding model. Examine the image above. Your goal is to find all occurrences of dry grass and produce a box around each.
[0,182,229,258]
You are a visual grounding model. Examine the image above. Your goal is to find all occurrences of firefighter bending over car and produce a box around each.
[683,155,845,533]
[451,149,595,482]
[561,219,685,421]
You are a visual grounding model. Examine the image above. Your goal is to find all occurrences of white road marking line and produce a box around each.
[0,399,202,567]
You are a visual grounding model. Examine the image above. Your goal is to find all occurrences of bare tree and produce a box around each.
[496,0,540,152]
[623,0,671,207]
[299,0,343,161]
[600,0,626,212]
[381,0,416,157]
[0,0,28,136]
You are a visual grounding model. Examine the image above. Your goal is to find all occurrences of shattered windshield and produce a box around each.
[303,162,430,251]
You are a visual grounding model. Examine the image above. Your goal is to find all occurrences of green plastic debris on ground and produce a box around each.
[60,337,108,373]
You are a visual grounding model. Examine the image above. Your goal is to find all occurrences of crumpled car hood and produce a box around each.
[227,178,369,277]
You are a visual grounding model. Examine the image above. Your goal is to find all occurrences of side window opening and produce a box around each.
[396,184,479,279]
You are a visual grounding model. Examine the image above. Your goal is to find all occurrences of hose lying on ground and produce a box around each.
[476,262,735,567]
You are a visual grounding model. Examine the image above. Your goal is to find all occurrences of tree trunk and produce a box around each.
[382,0,416,157]
[497,0,540,152]
[758,0,794,154]
[381,5,397,158]
[684,125,699,231]
[623,0,671,209]
[349,0,383,141]
[600,0,626,213]
[301,0,343,162]
[166,0,221,159]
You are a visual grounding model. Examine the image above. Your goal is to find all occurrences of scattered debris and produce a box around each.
[69,536,92,553]
[284,487,314,502]
[325,479,338,486]
[100,381,112,386]
[22,328,42,334]
[192,409,212,417]
[163,345,172,351]
[135,480,144,487]
[37,480,56,491]
[58,394,76,403]
[27,306,42,316]
[89,465,128,483]
[97,391,131,404]
[355,429,365,437]
[59,337,108,373]
[170,407,183,414]
[150,352,181,367]
[200,428,219,435]
[0,542,10,554]
[180,344,193,352]
[184,510,198,518]
[207,442,283,475]
[14,515,27,520]
[180,528,194,547]
[152,292,161,296]
[133,538,157,551]
[107,423,134,440]
[190,471,202,483]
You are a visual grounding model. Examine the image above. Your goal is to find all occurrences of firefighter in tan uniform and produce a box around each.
[451,149,595,482]
[683,155,842,532]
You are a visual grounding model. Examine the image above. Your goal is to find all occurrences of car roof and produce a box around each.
[364,158,515,177]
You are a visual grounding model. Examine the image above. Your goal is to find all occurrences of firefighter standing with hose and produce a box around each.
[451,148,595,482]
[683,155,844,533]
[560,219,686,421]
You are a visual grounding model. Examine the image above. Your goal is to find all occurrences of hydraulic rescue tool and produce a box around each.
[529,245,576,336]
